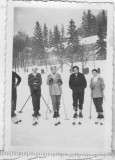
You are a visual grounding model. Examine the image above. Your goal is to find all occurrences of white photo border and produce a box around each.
[5,1,114,155]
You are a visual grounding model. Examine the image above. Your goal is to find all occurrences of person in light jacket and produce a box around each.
[90,69,105,123]
[47,66,62,126]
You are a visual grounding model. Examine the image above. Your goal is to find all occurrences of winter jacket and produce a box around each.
[12,71,21,89]
[28,73,42,93]
[90,76,105,98]
[47,73,62,95]
[69,72,87,91]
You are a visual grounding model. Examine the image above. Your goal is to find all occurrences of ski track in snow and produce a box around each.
[11,60,106,149]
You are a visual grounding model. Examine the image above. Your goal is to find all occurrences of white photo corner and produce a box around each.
[4,1,114,155]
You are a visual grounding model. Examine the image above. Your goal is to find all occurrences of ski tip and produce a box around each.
[78,122,82,125]
[33,122,38,126]
[100,123,103,125]
[18,111,22,113]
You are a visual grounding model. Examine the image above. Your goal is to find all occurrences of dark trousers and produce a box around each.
[11,87,17,117]
[72,90,84,111]
[51,95,61,112]
[93,97,103,112]
[31,91,41,114]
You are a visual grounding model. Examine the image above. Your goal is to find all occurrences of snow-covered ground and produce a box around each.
[11,60,106,150]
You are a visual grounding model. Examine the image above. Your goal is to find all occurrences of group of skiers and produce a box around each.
[11,65,105,126]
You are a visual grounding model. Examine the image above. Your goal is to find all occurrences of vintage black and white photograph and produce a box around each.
[5,1,113,154]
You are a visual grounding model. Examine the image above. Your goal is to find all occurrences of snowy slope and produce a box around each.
[11,60,106,151]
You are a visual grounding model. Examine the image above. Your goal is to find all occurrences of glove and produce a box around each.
[101,85,105,90]
[57,79,62,85]
[90,83,95,90]
[14,84,18,88]
[91,86,95,90]
[49,78,53,84]
[31,83,39,93]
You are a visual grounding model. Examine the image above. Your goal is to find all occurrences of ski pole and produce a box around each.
[41,94,52,113]
[89,98,93,119]
[62,92,69,120]
[44,93,50,120]
[18,94,31,113]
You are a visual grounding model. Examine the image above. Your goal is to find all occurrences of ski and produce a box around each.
[54,121,61,126]
[95,118,104,125]
[12,116,18,124]
[11,115,22,124]
[33,117,39,126]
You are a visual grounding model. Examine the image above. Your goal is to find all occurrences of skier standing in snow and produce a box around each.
[28,66,42,125]
[12,71,21,123]
[47,66,62,126]
[90,69,105,125]
[69,66,87,125]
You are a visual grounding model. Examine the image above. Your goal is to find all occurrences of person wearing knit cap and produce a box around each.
[90,69,105,125]
[28,65,42,125]
[47,66,63,126]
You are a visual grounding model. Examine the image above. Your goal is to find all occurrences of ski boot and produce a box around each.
[57,109,60,117]
[54,112,61,126]
[11,115,18,124]
[37,111,41,117]
[33,116,39,126]
[53,112,57,118]
[79,112,83,118]
[72,112,78,125]
[73,112,78,118]
[99,115,104,125]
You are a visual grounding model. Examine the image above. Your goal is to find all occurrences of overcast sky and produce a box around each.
[14,7,101,37]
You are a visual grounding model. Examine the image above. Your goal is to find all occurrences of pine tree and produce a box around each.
[67,19,80,66]
[13,31,31,70]
[53,25,61,47]
[33,21,45,61]
[95,22,107,59]
[43,23,48,48]
[91,15,97,35]
[87,10,92,36]
[100,10,107,38]
[80,10,98,37]
[96,10,107,39]
[61,24,65,42]
[49,29,53,48]
[80,11,89,37]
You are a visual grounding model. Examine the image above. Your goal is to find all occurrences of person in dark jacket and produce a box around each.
[12,71,21,118]
[69,66,87,124]
[28,66,42,125]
